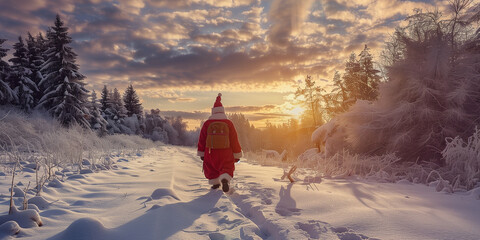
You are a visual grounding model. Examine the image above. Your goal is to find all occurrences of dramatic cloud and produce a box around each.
[0,0,444,91]
[0,0,449,127]
[268,0,314,47]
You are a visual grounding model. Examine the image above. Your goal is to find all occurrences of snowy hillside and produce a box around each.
[0,146,478,240]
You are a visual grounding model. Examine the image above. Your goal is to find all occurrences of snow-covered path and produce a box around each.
[2,146,479,240]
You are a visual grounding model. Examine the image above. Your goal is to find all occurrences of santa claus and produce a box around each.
[197,93,242,192]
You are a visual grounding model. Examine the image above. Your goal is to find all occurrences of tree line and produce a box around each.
[294,44,382,129]
[228,45,384,159]
[0,15,195,146]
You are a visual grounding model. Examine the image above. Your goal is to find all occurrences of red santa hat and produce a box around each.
[211,93,225,114]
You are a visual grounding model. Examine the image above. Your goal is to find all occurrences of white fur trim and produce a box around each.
[209,178,221,185]
[197,151,204,157]
[219,173,232,181]
[209,173,232,185]
[212,106,225,114]
[208,113,228,120]
[233,151,243,159]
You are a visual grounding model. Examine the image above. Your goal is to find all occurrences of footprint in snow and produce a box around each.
[208,232,226,240]
[296,221,377,240]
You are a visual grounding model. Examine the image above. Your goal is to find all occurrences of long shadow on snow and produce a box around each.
[275,183,301,216]
[112,190,223,239]
[328,179,383,215]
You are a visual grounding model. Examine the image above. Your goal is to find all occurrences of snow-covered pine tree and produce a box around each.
[26,32,44,106]
[88,90,107,136]
[110,88,127,121]
[34,33,48,101]
[342,47,381,105]
[294,75,325,127]
[123,84,142,117]
[144,109,169,142]
[324,71,348,117]
[100,85,109,113]
[38,15,90,127]
[342,53,361,104]
[358,45,381,101]
[35,33,48,56]
[0,39,16,105]
[8,36,38,112]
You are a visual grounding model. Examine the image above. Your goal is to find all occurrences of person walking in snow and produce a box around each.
[197,93,242,193]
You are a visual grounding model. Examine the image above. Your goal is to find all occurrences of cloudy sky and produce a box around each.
[0,0,445,129]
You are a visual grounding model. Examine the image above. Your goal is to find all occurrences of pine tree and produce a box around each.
[342,53,361,103]
[0,39,16,105]
[123,84,142,117]
[325,71,348,116]
[109,88,126,120]
[358,45,381,101]
[38,15,90,127]
[26,32,44,105]
[8,36,38,112]
[100,85,109,112]
[88,90,107,135]
[35,33,48,99]
[294,75,325,128]
[144,109,169,142]
[342,47,381,105]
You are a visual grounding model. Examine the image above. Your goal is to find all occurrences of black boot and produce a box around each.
[211,184,220,189]
[221,179,229,192]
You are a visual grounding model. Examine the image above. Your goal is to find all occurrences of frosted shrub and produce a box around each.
[297,149,401,180]
[105,134,155,150]
[442,128,480,190]
[243,151,293,167]
[0,108,156,173]
[315,14,480,164]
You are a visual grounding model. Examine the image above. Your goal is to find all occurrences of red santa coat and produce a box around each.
[197,119,242,180]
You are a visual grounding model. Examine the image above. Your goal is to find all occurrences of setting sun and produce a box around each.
[289,106,305,118]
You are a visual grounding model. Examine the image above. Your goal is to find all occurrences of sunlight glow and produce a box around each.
[289,106,305,118]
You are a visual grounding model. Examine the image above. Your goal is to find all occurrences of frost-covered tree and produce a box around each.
[26,32,44,105]
[38,15,90,127]
[123,84,142,117]
[168,116,188,145]
[109,88,127,120]
[100,85,109,113]
[295,75,325,127]
[320,6,480,163]
[8,36,38,112]
[100,86,128,134]
[342,53,361,103]
[0,39,16,105]
[381,32,406,74]
[358,45,381,100]
[324,71,348,117]
[88,90,107,135]
[144,109,169,142]
[229,113,258,151]
[342,46,381,104]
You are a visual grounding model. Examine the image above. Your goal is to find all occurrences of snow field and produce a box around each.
[0,146,478,239]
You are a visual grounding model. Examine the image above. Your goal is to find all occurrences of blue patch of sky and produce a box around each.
[378,13,408,28]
